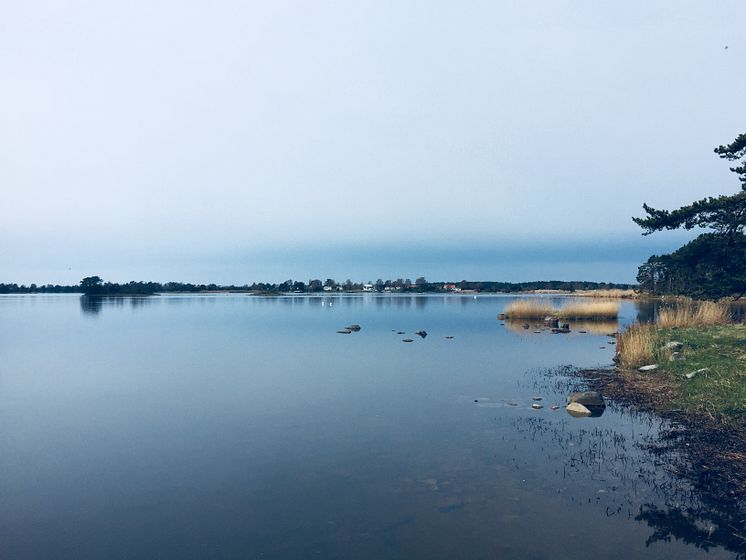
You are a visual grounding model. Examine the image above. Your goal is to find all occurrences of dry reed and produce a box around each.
[617,324,657,368]
[503,299,555,319]
[658,300,731,327]
[557,301,620,320]
[574,289,638,299]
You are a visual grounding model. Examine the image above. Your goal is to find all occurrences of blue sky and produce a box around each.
[2,1,745,284]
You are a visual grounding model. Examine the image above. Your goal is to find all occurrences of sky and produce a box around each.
[1,0,745,285]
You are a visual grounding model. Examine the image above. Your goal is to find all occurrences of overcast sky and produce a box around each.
[2,1,745,284]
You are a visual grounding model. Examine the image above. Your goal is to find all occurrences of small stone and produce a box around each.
[402,338,414,343]
[346,324,361,331]
[578,330,587,334]
[534,331,542,334]
[531,403,543,410]
[337,329,352,334]
[445,336,454,339]
[685,368,709,379]
[532,396,543,401]
[550,405,560,410]
[664,341,684,352]
[415,330,428,338]
[638,364,658,372]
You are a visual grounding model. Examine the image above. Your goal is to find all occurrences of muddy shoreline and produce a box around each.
[578,367,746,509]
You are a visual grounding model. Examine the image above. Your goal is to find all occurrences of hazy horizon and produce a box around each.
[2,1,745,284]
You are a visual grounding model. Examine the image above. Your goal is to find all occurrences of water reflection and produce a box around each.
[79,295,154,316]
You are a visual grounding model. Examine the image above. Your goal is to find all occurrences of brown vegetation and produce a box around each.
[658,300,731,327]
[617,323,657,368]
[557,301,620,320]
[502,299,555,320]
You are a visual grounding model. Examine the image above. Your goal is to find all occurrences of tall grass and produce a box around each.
[503,299,555,319]
[558,301,620,320]
[574,289,638,299]
[618,324,657,367]
[658,300,731,327]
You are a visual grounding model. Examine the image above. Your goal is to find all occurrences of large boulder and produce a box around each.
[567,391,605,408]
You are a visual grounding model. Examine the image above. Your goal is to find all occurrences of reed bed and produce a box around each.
[617,324,657,368]
[574,289,638,299]
[502,299,555,319]
[658,300,731,327]
[557,301,620,320]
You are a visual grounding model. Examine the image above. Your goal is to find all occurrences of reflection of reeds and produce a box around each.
[658,300,731,327]
[617,324,656,367]
[558,301,619,320]
[503,319,619,335]
[503,299,555,319]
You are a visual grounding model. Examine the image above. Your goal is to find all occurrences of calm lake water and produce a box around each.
[0,294,737,559]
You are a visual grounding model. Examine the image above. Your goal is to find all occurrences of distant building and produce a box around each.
[363,283,374,292]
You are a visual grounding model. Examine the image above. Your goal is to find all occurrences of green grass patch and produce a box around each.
[653,324,746,421]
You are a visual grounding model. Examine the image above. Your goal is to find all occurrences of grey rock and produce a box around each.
[566,402,592,417]
[638,364,659,372]
[346,324,361,331]
[337,329,352,334]
[567,391,605,408]
[402,338,414,343]
[531,403,543,410]
[665,341,684,352]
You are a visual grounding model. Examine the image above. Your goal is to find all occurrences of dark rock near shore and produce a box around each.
[346,324,361,331]
[568,391,605,408]
[402,338,414,343]
[337,329,352,334]
[415,330,427,338]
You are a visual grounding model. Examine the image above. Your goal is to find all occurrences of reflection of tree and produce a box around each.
[79,295,154,316]
[79,296,102,315]
[637,504,746,558]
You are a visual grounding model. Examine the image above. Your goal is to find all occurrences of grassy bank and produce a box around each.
[618,324,746,420]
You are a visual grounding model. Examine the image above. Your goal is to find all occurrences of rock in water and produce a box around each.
[638,364,658,372]
[531,403,543,410]
[415,331,427,338]
[337,329,352,334]
[566,402,592,417]
[346,324,361,331]
[402,338,414,343]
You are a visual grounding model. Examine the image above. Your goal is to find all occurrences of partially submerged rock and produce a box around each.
[567,391,606,417]
[415,330,427,338]
[531,403,543,410]
[566,402,592,417]
[568,391,605,408]
[346,324,361,331]
[638,364,659,372]
[337,329,352,334]
[402,338,414,343]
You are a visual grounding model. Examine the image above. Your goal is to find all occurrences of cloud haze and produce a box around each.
[1,1,745,283]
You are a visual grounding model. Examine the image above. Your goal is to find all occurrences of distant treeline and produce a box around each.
[1,276,635,296]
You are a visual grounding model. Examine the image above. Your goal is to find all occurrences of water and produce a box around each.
[0,294,737,559]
